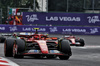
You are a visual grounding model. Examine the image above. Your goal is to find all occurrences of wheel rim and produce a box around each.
[13,43,17,57]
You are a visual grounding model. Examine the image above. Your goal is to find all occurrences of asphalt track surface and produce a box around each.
[0,35,100,66]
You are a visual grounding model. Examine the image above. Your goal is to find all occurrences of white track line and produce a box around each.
[72,45,100,49]
[0,57,19,66]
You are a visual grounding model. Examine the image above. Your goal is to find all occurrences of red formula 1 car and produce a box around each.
[64,35,85,46]
[4,28,72,60]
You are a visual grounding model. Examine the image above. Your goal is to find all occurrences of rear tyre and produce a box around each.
[4,39,15,57]
[13,39,25,58]
[58,39,72,60]
[80,39,85,46]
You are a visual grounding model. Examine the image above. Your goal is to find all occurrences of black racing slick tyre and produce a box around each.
[0,37,6,43]
[58,39,72,54]
[13,39,25,58]
[80,39,85,46]
[4,39,15,57]
[58,39,72,60]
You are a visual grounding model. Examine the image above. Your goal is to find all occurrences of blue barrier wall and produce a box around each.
[22,12,100,26]
[0,25,100,35]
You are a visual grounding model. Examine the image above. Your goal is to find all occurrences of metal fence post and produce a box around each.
[67,0,69,12]
[92,0,94,13]
[0,8,2,24]
[33,0,36,11]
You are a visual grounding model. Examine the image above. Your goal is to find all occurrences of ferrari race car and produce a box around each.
[4,28,72,60]
[64,35,85,46]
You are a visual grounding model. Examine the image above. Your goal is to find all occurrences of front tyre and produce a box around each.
[58,39,72,60]
[13,39,25,58]
[0,37,5,43]
[13,43,23,58]
[4,39,15,57]
[80,39,85,46]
